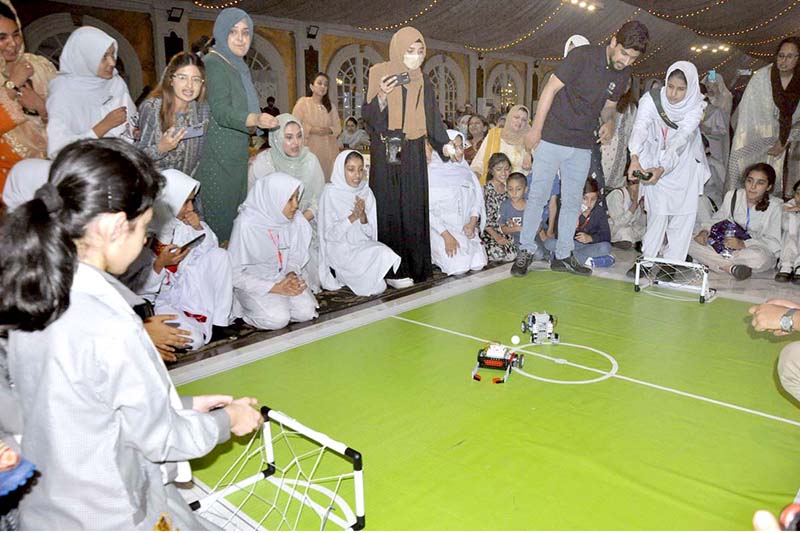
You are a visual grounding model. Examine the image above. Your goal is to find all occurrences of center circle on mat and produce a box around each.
[512,342,619,385]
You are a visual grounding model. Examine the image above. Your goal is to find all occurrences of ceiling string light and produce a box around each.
[561,0,600,12]
[690,43,731,54]
[693,0,800,38]
[465,4,562,52]
[648,0,728,20]
[356,0,439,32]
[595,8,641,45]
[193,0,241,8]
[727,27,800,47]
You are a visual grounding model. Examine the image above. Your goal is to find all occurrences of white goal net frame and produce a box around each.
[189,406,365,531]
[632,255,717,304]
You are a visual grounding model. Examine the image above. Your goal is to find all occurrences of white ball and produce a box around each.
[511,335,521,345]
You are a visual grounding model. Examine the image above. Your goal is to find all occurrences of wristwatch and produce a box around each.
[780,308,797,333]
[4,80,15,91]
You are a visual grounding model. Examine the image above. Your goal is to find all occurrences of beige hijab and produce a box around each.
[500,104,530,146]
[0,0,56,159]
[367,26,427,140]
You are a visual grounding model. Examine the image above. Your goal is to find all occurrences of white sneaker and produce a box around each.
[386,277,414,289]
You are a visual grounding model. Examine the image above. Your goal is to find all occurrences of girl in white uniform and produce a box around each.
[429,130,487,275]
[776,181,800,282]
[690,162,782,280]
[46,26,137,158]
[627,61,710,267]
[0,138,261,530]
[228,172,318,330]
[318,150,400,295]
[143,169,233,350]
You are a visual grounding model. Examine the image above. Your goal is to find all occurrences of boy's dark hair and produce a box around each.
[615,21,649,54]
[267,96,275,104]
[507,172,527,187]
[0,139,163,332]
[583,177,600,195]
[743,162,775,212]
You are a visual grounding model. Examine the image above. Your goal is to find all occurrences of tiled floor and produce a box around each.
[170,249,799,386]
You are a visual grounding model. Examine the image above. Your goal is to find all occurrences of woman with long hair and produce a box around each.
[292,72,341,179]
[137,52,209,175]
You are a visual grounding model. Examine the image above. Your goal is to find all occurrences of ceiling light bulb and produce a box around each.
[702,45,708,49]
[691,46,696,51]
[587,4,596,10]
[712,49,718,53]
[579,1,587,7]
[571,0,578,4]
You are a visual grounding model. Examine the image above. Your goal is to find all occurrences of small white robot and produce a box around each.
[521,312,559,345]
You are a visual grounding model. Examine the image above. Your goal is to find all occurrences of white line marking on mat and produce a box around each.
[392,316,800,428]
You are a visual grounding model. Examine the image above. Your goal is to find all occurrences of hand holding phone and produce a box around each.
[394,72,411,85]
[181,124,205,140]
[179,233,206,254]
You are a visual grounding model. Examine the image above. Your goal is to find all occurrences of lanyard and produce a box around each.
[745,206,750,231]
[576,212,592,232]
[267,230,284,272]
[660,126,668,149]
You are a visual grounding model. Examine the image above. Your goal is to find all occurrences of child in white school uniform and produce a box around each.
[775,180,800,283]
[317,150,400,295]
[228,172,318,330]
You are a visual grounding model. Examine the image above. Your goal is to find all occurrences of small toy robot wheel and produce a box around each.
[552,333,560,345]
[518,355,525,369]
[634,284,641,292]
[521,321,528,333]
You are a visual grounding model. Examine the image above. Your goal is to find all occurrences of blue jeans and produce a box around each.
[519,140,592,260]
[543,238,612,266]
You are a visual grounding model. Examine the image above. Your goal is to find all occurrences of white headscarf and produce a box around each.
[564,34,590,58]
[317,150,379,290]
[152,169,200,241]
[660,61,706,124]
[2,159,51,210]
[701,71,733,115]
[48,26,137,142]
[228,173,312,273]
[429,130,486,232]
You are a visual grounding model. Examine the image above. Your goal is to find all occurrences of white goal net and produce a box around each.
[632,255,716,304]
[190,406,365,531]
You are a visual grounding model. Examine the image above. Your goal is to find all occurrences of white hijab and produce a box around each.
[660,61,706,124]
[152,169,200,241]
[228,173,312,273]
[317,150,379,290]
[49,26,137,139]
[564,34,590,57]
[2,159,51,210]
[429,130,486,232]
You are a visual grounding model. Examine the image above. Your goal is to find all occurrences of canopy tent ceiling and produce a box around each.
[227,0,800,87]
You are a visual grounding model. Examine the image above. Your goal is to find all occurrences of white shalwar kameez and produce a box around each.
[137,169,234,350]
[318,150,400,295]
[628,61,710,263]
[429,130,487,275]
[228,173,318,330]
[605,186,646,245]
[9,263,230,530]
[780,197,800,274]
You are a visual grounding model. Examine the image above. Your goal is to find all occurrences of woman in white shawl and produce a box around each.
[318,150,400,295]
[146,169,233,351]
[248,113,325,291]
[46,26,137,158]
[228,173,318,331]
[627,61,709,270]
[700,71,732,194]
[728,38,800,195]
[429,130,487,275]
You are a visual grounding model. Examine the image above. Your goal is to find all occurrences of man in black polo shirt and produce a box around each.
[512,21,649,277]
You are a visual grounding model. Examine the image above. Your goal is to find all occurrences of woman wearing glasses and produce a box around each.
[138,52,209,176]
[728,37,800,196]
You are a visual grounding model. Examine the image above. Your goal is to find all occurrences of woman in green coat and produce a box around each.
[194,7,278,241]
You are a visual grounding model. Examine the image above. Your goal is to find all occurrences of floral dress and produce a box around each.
[480,181,516,262]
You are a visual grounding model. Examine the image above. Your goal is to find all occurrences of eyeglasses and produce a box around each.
[172,74,205,85]
[778,53,799,60]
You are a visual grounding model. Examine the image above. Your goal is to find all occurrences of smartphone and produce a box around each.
[707,69,716,83]
[178,233,206,253]
[181,124,205,140]
[394,72,411,85]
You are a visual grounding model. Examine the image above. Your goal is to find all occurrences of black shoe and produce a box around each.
[776,271,792,283]
[731,264,752,281]
[612,240,633,250]
[627,263,652,279]
[792,267,800,285]
[634,241,643,253]
[550,254,592,276]
[211,324,242,342]
[511,250,533,277]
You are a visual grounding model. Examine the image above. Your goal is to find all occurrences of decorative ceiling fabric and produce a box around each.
[235,0,799,87]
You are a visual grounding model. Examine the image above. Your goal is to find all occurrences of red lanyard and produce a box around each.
[660,126,668,149]
[267,230,283,271]
[577,213,591,232]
